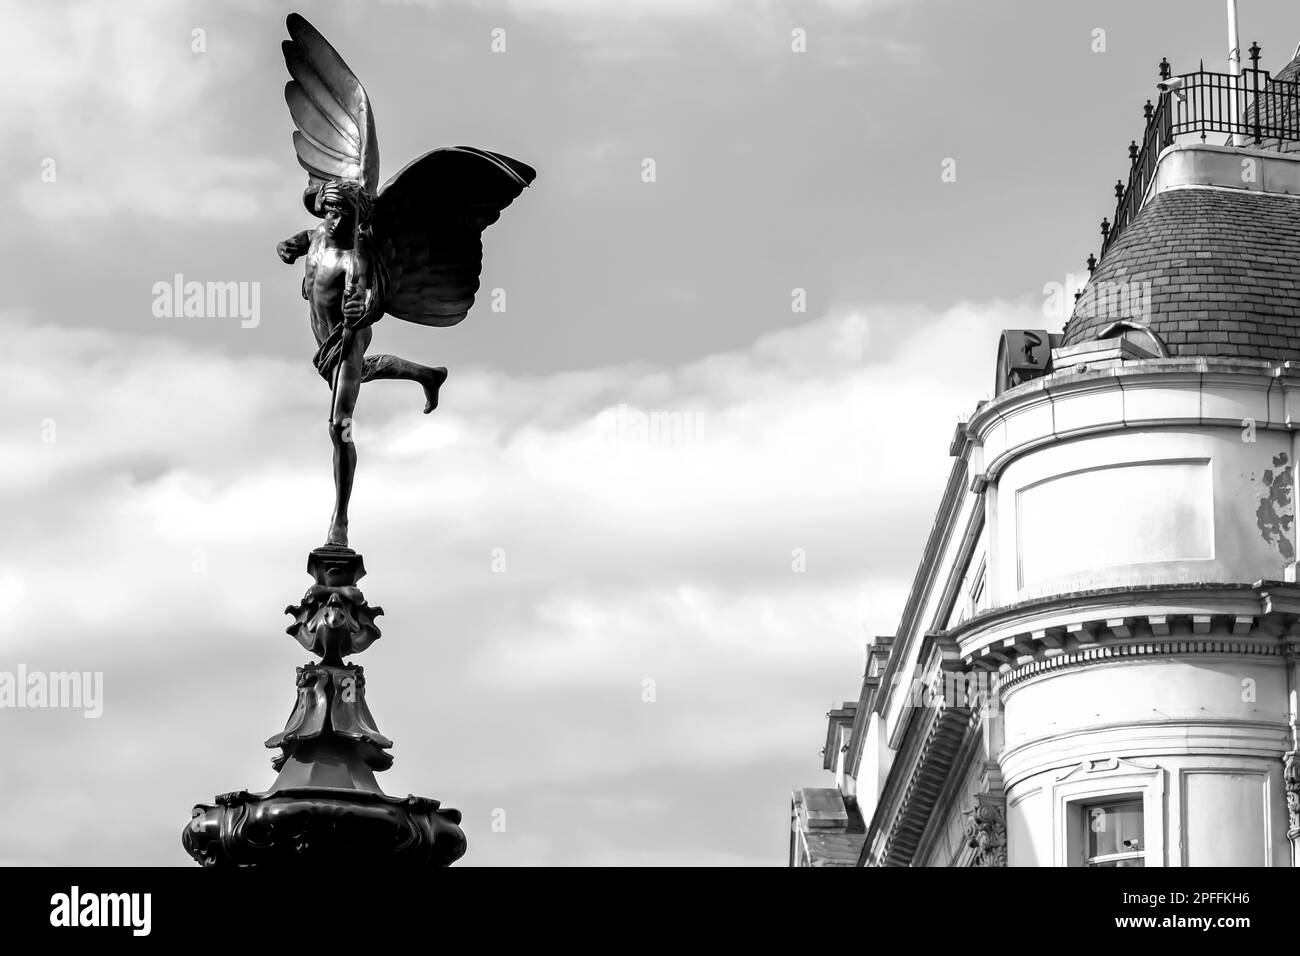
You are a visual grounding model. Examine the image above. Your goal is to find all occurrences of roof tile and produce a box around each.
[1065,187,1300,360]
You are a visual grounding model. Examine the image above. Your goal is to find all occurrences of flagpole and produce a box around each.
[1228,0,1244,147]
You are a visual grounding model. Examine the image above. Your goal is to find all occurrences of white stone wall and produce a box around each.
[850,361,1300,866]
[994,426,1295,602]
[1001,655,1291,866]
[968,362,1300,866]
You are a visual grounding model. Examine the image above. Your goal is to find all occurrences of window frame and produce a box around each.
[1051,758,1165,867]
[1081,797,1145,867]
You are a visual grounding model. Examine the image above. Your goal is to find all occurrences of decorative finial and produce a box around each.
[1143,100,1154,122]
[1087,253,1097,274]
[1115,179,1124,201]
[1128,140,1139,163]
[1159,57,1171,80]
[1101,218,1111,242]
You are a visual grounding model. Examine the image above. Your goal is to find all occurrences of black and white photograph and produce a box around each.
[1,0,1294,937]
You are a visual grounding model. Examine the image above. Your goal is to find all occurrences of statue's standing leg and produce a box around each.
[363,354,448,414]
[327,327,372,548]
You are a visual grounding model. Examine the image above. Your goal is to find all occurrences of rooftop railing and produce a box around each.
[1095,43,1300,260]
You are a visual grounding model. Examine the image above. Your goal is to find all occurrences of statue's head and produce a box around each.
[313,180,373,239]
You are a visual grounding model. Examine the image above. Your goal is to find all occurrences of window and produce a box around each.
[1083,799,1144,867]
[951,553,988,628]
[1053,759,1164,867]
[969,556,987,612]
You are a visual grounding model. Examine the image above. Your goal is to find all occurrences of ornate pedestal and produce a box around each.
[182,547,465,866]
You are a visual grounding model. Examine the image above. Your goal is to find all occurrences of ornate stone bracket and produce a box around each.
[963,612,1288,689]
[1285,750,1300,842]
[963,791,1007,867]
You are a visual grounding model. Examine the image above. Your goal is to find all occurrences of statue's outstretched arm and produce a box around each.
[277,229,313,264]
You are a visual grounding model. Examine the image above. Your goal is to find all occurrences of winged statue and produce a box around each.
[275,13,535,549]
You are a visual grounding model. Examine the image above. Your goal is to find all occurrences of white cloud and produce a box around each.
[0,295,1034,863]
[3,0,277,223]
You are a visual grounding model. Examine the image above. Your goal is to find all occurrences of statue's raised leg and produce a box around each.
[363,354,448,413]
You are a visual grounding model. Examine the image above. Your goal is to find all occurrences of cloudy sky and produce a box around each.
[3,0,1298,866]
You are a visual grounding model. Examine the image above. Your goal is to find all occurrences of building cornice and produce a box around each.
[967,358,1300,484]
[997,629,1289,691]
[861,698,973,867]
[821,702,857,772]
[1150,142,1300,203]
[947,582,1291,663]
[858,582,1300,863]
[911,714,987,866]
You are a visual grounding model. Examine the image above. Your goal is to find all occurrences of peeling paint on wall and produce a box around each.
[1255,452,1295,562]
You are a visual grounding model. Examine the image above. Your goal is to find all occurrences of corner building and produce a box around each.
[792,45,1300,867]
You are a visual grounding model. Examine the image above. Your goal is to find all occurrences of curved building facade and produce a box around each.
[792,48,1300,868]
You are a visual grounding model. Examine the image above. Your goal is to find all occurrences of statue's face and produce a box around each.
[322,200,354,239]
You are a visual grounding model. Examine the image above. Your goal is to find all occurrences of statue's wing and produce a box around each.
[372,147,536,326]
[282,13,379,211]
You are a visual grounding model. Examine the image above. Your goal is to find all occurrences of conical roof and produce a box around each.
[1063,188,1300,360]
[1063,44,1300,360]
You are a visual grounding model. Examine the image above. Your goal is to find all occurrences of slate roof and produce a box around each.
[1062,186,1300,359]
[1065,46,1300,359]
